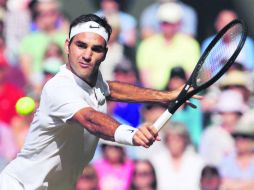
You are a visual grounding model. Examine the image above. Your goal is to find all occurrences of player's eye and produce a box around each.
[75,41,87,49]
[92,46,105,53]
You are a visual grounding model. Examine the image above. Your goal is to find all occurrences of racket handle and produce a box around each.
[153,110,173,131]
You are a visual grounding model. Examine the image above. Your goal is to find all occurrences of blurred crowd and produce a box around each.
[1,0,254,189]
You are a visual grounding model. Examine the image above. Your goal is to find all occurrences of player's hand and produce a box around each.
[186,88,203,109]
[172,85,203,109]
[132,123,161,148]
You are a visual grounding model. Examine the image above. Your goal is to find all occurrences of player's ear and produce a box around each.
[101,47,108,62]
[64,39,70,54]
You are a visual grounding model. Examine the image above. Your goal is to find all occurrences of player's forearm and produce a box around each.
[73,107,159,147]
[73,107,120,141]
[107,81,176,103]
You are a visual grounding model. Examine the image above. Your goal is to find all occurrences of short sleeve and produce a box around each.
[42,82,89,123]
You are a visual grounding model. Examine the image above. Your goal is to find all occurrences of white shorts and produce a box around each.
[0,171,24,190]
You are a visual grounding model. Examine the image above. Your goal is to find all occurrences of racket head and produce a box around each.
[169,19,248,112]
[191,19,247,91]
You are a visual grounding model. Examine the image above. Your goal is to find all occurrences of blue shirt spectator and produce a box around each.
[95,0,137,47]
[201,36,254,71]
[201,9,254,71]
[140,0,197,39]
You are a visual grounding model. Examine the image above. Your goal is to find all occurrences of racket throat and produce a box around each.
[167,101,180,113]
[168,84,190,113]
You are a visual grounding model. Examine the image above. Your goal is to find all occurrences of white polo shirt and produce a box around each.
[3,65,110,190]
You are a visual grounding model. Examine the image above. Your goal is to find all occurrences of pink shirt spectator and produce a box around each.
[93,159,134,190]
[0,122,18,161]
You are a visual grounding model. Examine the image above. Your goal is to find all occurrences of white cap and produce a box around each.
[215,90,248,114]
[157,2,183,23]
[219,70,249,89]
[232,119,254,139]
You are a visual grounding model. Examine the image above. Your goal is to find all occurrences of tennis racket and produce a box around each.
[153,19,247,131]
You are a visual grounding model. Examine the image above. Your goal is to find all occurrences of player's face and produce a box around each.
[65,32,107,85]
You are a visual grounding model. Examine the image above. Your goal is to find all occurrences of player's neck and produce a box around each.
[85,70,99,87]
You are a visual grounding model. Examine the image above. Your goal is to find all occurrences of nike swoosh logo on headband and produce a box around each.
[89,25,100,29]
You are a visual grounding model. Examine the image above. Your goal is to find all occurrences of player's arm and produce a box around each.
[72,107,159,148]
[107,81,179,104]
[107,81,201,107]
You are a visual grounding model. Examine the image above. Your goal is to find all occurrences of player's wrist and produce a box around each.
[114,124,137,145]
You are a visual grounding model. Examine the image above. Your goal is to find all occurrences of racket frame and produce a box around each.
[153,19,248,130]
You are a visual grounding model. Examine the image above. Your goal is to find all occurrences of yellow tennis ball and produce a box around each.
[15,96,35,116]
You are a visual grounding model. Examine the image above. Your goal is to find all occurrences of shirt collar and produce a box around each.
[60,64,100,93]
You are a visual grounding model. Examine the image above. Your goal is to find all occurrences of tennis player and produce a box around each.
[0,14,194,190]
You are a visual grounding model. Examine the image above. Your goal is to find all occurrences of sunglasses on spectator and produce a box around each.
[233,134,254,140]
[83,174,97,180]
[37,10,58,17]
[134,171,153,177]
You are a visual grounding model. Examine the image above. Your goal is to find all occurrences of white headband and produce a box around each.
[69,21,109,42]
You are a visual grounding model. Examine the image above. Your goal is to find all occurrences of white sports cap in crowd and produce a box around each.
[215,89,248,114]
[157,2,183,23]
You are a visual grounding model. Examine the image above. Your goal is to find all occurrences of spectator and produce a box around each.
[199,89,248,166]
[202,68,251,127]
[0,121,18,162]
[98,13,126,81]
[43,42,65,62]
[42,57,62,81]
[219,119,254,190]
[23,41,64,98]
[9,113,33,153]
[93,140,134,190]
[76,164,99,190]
[140,0,198,39]
[32,55,64,98]
[0,0,7,17]
[228,60,250,72]
[111,60,142,127]
[166,66,203,147]
[150,122,204,190]
[29,0,69,33]
[141,103,167,124]
[95,0,137,47]
[131,159,157,190]
[200,165,222,190]
[219,69,251,104]
[201,9,254,71]
[18,0,67,95]
[0,52,24,125]
[0,33,27,89]
[4,0,31,65]
[136,2,200,90]
[113,60,139,84]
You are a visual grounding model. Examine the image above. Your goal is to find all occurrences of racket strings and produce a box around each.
[196,24,243,86]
